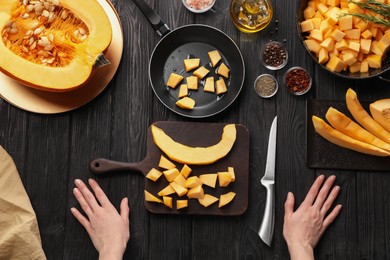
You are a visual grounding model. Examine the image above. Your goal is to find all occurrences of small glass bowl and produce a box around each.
[254,74,278,98]
[284,66,312,95]
[261,41,288,70]
[182,0,216,13]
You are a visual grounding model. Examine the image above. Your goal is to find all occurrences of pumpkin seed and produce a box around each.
[33,27,42,35]
[28,37,34,45]
[21,46,29,53]
[21,13,30,19]
[10,28,18,35]
[27,4,34,12]
[30,41,36,50]
[61,10,68,20]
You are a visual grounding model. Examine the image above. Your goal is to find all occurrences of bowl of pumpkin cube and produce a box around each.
[297,0,390,79]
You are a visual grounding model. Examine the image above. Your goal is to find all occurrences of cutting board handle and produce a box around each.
[90,158,143,175]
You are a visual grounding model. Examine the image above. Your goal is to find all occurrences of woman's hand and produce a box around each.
[71,179,130,260]
[283,175,342,260]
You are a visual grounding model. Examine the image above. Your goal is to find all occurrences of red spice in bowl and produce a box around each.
[284,66,312,95]
[183,0,215,13]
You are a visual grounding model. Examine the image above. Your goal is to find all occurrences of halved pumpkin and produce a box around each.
[0,0,112,91]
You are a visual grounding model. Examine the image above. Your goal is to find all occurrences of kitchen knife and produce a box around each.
[258,116,277,247]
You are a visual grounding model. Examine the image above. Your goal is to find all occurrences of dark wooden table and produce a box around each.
[1,0,390,259]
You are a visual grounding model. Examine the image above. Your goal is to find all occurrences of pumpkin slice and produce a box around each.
[325,107,390,152]
[346,88,390,144]
[151,124,237,165]
[312,115,390,157]
[0,0,112,91]
[370,99,390,133]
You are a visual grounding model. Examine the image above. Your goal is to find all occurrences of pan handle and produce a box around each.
[90,158,143,175]
[131,0,170,37]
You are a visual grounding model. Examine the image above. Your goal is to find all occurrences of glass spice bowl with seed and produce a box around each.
[284,66,312,95]
[254,74,278,98]
[261,41,288,70]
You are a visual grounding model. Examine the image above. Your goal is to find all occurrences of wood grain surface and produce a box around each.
[1,0,390,259]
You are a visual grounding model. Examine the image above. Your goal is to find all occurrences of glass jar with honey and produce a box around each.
[230,0,273,33]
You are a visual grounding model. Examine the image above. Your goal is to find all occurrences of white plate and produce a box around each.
[0,0,123,114]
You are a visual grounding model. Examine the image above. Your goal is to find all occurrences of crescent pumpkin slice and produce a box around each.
[151,124,237,165]
[312,115,390,157]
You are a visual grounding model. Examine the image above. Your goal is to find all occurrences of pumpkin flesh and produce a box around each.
[0,0,112,91]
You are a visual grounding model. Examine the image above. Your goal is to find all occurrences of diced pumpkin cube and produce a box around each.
[314,11,325,19]
[310,29,324,42]
[304,39,322,54]
[301,19,314,32]
[185,176,202,188]
[319,48,329,64]
[198,194,219,207]
[158,185,175,196]
[342,52,357,66]
[319,19,332,33]
[208,50,222,67]
[187,185,204,199]
[360,60,369,73]
[218,172,233,187]
[331,29,346,41]
[170,182,188,197]
[338,15,353,31]
[203,77,215,93]
[163,196,173,209]
[361,29,373,39]
[326,55,345,72]
[348,2,364,13]
[354,20,368,32]
[320,37,335,51]
[193,66,210,79]
[349,61,361,73]
[183,58,200,72]
[163,168,180,182]
[311,17,322,29]
[335,39,349,51]
[158,155,176,170]
[370,41,384,55]
[326,7,341,25]
[215,78,228,95]
[176,97,195,110]
[345,29,361,40]
[317,2,328,14]
[360,38,371,54]
[348,41,360,52]
[176,200,188,209]
[174,173,187,187]
[146,168,163,182]
[366,54,382,68]
[144,190,162,203]
[217,63,230,78]
[178,84,188,98]
[308,0,318,10]
[219,192,236,208]
[166,73,183,89]
[199,173,218,188]
[228,167,236,182]
[180,164,192,178]
[304,6,316,19]
[327,0,340,6]
[186,76,198,90]
[370,27,379,38]
[377,31,390,53]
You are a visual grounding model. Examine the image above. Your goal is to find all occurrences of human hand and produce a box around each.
[71,179,130,260]
[283,175,342,260]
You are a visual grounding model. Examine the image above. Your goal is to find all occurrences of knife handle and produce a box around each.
[259,183,275,247]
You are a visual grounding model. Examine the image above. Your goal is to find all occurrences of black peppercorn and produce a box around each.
[262,41,288,70]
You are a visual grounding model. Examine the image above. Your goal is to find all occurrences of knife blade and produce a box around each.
[258,116,277,247]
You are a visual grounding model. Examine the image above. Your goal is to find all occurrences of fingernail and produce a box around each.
[75,179,81,185]
[73,188,79,194]
[70,207,76,212]
[88,178,94,184]
[287,192,292,199]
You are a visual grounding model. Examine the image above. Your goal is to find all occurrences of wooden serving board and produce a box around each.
[306,99,390,171]
[90,121,249,215]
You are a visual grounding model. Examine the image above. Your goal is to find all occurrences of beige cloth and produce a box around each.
[0,146,46,260]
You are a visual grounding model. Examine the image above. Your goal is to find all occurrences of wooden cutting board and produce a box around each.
[307,99,390,171]
[90,121,249,215]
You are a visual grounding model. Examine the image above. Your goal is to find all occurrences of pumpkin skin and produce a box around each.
[0,0,112,92]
